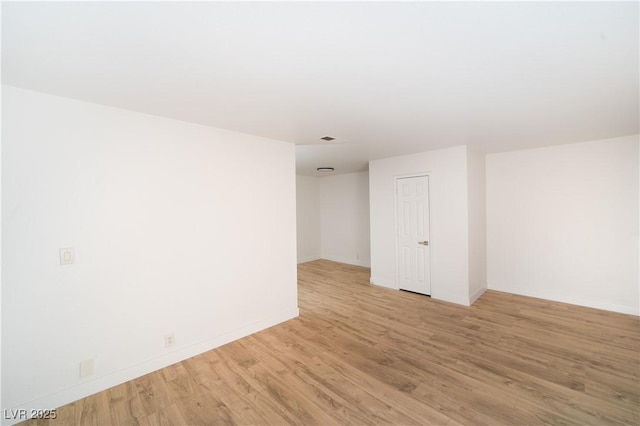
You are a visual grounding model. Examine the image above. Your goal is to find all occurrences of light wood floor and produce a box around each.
[25,260,639,425]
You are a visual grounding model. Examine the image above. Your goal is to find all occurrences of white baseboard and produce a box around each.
[3,308,299,426]
[488,285,639,316]
[469,287,487,305]
[321,255,371,268]
[370,276,397,290]
[431,288,470,306]
[297,255,321,264]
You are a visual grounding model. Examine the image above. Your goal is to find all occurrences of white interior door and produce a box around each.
[396,175,431,295]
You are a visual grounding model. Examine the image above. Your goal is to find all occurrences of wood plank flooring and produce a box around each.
[24,260,640,425]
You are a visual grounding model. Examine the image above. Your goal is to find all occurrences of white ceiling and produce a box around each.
[3,1,638,176]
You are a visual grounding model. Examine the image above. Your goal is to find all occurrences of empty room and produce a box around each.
[1,1,638,425]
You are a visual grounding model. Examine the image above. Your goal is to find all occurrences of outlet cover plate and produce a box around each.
[164,333,175,348]
[60,248,75,265]
[80,359,94,378]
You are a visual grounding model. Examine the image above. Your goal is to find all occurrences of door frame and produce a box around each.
[394,172,432,292]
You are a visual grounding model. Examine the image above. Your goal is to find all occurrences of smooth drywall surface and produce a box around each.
[486,135,639,315]
[0,84,3,421]
[467,146,487,303]
[320,171,371,267]
[296,175,321,263]
[2,86,298,420]
[369,146,470,305]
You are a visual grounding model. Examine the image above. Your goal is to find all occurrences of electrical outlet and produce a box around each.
[60,248,75,265]
[79,359,94,378]
[164,333,175,348]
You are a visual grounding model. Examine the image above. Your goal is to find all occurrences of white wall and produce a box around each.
[1,86,299,421]
[0,85,3,421]
[369,146,471,305]
[296,175,321,263]
[320,172,371,267]
[486,135,639,315]
[467,146,487,303]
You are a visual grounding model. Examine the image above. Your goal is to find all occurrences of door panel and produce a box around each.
[397,176,431,295]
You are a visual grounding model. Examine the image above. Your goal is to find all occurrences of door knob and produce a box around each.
[418,241,429,245]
